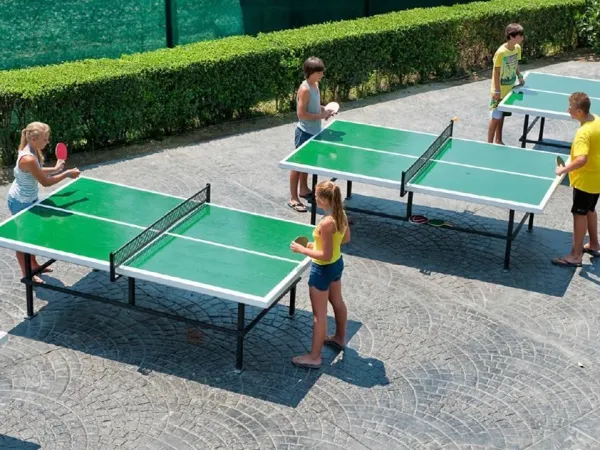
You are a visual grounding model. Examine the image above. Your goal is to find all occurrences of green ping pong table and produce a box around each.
[279,119,568,270]
[498,71,600,149]
[0,176,314,371]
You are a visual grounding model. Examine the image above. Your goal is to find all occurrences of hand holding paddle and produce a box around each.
[290,236,310,254]
[323,102,340,121]
[555,155,566,176]
[53,142,81,179]
[54,142,68,172]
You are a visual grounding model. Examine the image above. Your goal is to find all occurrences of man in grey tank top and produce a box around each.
[288,57,334,213]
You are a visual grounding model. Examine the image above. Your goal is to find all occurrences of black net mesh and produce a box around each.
[111,185,209,270]
[403,121,452,185]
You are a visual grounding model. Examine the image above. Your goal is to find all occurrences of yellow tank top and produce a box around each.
[312,216,345,265]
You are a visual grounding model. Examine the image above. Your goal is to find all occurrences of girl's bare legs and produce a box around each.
[292,286,329,366]
[15,251,45,283]
[326,279,347,347]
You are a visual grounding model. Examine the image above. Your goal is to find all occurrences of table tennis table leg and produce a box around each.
[406,192,414,219]
[538,117,546,143]
[346,181,352,199]
[236,303,245,371]
[520,115,529,148]
[24,253,34,318]
[128,278,136,305]
[310,174,318,225]
[504,210,515,270]
[528,213,535,232]
[289,284,296,316]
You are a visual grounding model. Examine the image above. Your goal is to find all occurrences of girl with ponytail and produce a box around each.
[7,122,81,283]
[290,180,351,369]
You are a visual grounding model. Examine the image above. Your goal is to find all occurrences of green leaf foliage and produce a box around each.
[576,0,600,53]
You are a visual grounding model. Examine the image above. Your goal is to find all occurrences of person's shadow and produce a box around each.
[313,129,346,143]
[327,345,390,388]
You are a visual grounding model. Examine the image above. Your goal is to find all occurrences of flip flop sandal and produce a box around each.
[551,257,582,267]
[291,357,322,369]
[584,247,600,257]
[324,337,344,351]
[288,201,307,213]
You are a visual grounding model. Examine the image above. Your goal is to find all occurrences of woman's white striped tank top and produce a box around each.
[8,146,40,202]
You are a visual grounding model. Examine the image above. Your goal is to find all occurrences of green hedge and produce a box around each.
[576,0,600,52]
[0,0,586,166]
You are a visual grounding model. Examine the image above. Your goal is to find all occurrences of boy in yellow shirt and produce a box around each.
[553,92,600,267]
[488,23,525,144]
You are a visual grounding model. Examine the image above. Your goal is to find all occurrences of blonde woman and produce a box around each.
[290,180,351,369]
[7,122,80,283]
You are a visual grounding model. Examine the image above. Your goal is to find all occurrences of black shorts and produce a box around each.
[572,188,600,215]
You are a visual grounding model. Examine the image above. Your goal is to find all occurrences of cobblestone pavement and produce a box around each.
[1,54,600,449]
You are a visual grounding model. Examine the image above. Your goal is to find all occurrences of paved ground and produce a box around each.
[1,52,600,449]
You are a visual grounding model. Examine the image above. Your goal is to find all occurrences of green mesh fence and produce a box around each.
[0,0,166,71]
[175,0,244,45]
[1,0,486,71]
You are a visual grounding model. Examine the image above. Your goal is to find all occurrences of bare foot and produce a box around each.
[32,275,45,284]
[32,265,53,273]
[291,354,322,369]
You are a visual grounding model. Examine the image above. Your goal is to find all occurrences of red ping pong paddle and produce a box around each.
[56,142,68,161]
[409,214,429,225]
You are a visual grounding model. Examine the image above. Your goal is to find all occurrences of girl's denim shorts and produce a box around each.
[308,257,344,291]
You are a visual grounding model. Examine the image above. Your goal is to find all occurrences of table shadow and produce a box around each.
[311,193,577,297]
[0,434,41,450]
[8,269,389,408]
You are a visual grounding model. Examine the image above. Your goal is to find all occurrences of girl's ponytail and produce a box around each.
[316,180,347,231]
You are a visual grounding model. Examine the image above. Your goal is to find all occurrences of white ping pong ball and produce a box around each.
[330,153,337,160]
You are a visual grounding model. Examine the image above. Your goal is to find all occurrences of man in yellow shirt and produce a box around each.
[553,92,600,267]
[488,23,525,144]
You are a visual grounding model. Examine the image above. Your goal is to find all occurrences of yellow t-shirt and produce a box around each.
[569,115,600,194]
[312,216,345,265]
[490,43,522,99]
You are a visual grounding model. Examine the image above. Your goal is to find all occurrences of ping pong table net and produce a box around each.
[400,120,454,197]
[109,184,210,281]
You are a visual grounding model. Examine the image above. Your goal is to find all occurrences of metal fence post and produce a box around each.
[165,0,178,48]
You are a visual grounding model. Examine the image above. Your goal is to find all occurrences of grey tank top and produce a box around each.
[297,80,322,136]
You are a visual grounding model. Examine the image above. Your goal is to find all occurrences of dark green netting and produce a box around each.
[1,0,486,70]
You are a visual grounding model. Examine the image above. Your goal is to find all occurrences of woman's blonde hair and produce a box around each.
[19,121,50,164]
[316,180,347,232]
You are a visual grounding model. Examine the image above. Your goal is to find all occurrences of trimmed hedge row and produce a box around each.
[0,0,586,166]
